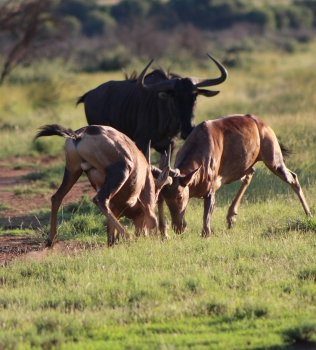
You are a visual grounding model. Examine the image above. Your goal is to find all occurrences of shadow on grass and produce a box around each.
[0,196,96,231]
[254,341,316,349]
[262,218,316,238]
[0,210,51,230]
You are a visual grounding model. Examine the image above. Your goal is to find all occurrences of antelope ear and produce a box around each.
[197,89,220,97]
[179,166,201,187]
[155,166,172,190]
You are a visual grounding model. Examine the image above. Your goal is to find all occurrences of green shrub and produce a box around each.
[282,320,316,343]
[298,266,316,282]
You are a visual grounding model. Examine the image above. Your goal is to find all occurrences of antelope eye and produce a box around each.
[177,194,183,201]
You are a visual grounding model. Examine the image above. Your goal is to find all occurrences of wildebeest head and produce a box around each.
[137,54,227,140]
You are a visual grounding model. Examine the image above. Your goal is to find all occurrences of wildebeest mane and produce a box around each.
[124,67,182,82]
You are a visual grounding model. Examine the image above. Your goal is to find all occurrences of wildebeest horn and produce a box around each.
[146,140,151,164]
[137,59,176,92]
[190,54,228,88]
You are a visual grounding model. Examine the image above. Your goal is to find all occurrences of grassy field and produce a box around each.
[1,42,316,349]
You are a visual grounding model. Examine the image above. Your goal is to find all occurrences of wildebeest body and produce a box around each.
[80,80,180,154]
[77,55,227,156]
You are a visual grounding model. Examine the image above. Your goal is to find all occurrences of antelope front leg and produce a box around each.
[201,189,216,238]
[93,197,133,246]
[227,167,255,229]
[92,163,133,246]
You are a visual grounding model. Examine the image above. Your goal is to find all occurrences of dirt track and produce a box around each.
[0,157,96,265]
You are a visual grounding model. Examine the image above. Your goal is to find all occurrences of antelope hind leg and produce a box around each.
[107,221,118,247]
[226,167,255,229]
[48,167,83,247]
[269,165,311,217]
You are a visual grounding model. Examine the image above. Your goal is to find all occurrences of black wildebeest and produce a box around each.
[34,124,171,247]
[160,114,311,236]
[76,54,227,158]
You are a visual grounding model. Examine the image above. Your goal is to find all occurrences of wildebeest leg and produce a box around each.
[158,152,170,238]
[267,164,311,217]
[133,213,146,238]
[157,195,168,237]
[48,167,83,247]
[226,167,255,228]
[201,187,216,238]
[92,163,133,247]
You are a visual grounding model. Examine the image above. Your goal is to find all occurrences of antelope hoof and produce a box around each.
[121,233,133,243]
[160,232,170,240]
[45,239,53,248]
[159,226,170,240]
[200,231,211,239]
[227,214,237,229]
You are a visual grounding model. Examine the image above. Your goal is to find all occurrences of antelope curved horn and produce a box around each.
[162,144,172,169]
[146,140,151,164]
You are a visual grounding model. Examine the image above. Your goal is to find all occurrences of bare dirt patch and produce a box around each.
[0,156,96,264]
[0,237,104,266]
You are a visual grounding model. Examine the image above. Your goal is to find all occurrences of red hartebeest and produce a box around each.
[34,124,171,247]
[160,114,311,236]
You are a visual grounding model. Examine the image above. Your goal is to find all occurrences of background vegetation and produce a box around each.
[1,0,316,349]
[1,0,316,80]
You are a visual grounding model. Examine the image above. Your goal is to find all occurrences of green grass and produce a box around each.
[1,43,316,349]
[0,228,35,236]
[0,201,13,212]
[1,219,316,348]
[12,184,51,198]
[10,164,68,198]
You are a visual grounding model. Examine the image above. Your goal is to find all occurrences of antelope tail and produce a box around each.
[33,124,78,142]
[279,142,292,159]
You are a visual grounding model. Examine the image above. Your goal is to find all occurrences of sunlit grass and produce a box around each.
[0,201,13,212]
[0,228,35,236]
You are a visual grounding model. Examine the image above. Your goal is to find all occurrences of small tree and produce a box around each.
[0,0,65,84]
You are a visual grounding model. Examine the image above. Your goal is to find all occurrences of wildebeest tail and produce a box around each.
[76,93,87,106]
[33,124,78,142]
[279,142,292,159]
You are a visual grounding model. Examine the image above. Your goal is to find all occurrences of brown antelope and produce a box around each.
[34,124,171,247]
[160,114,311,236]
